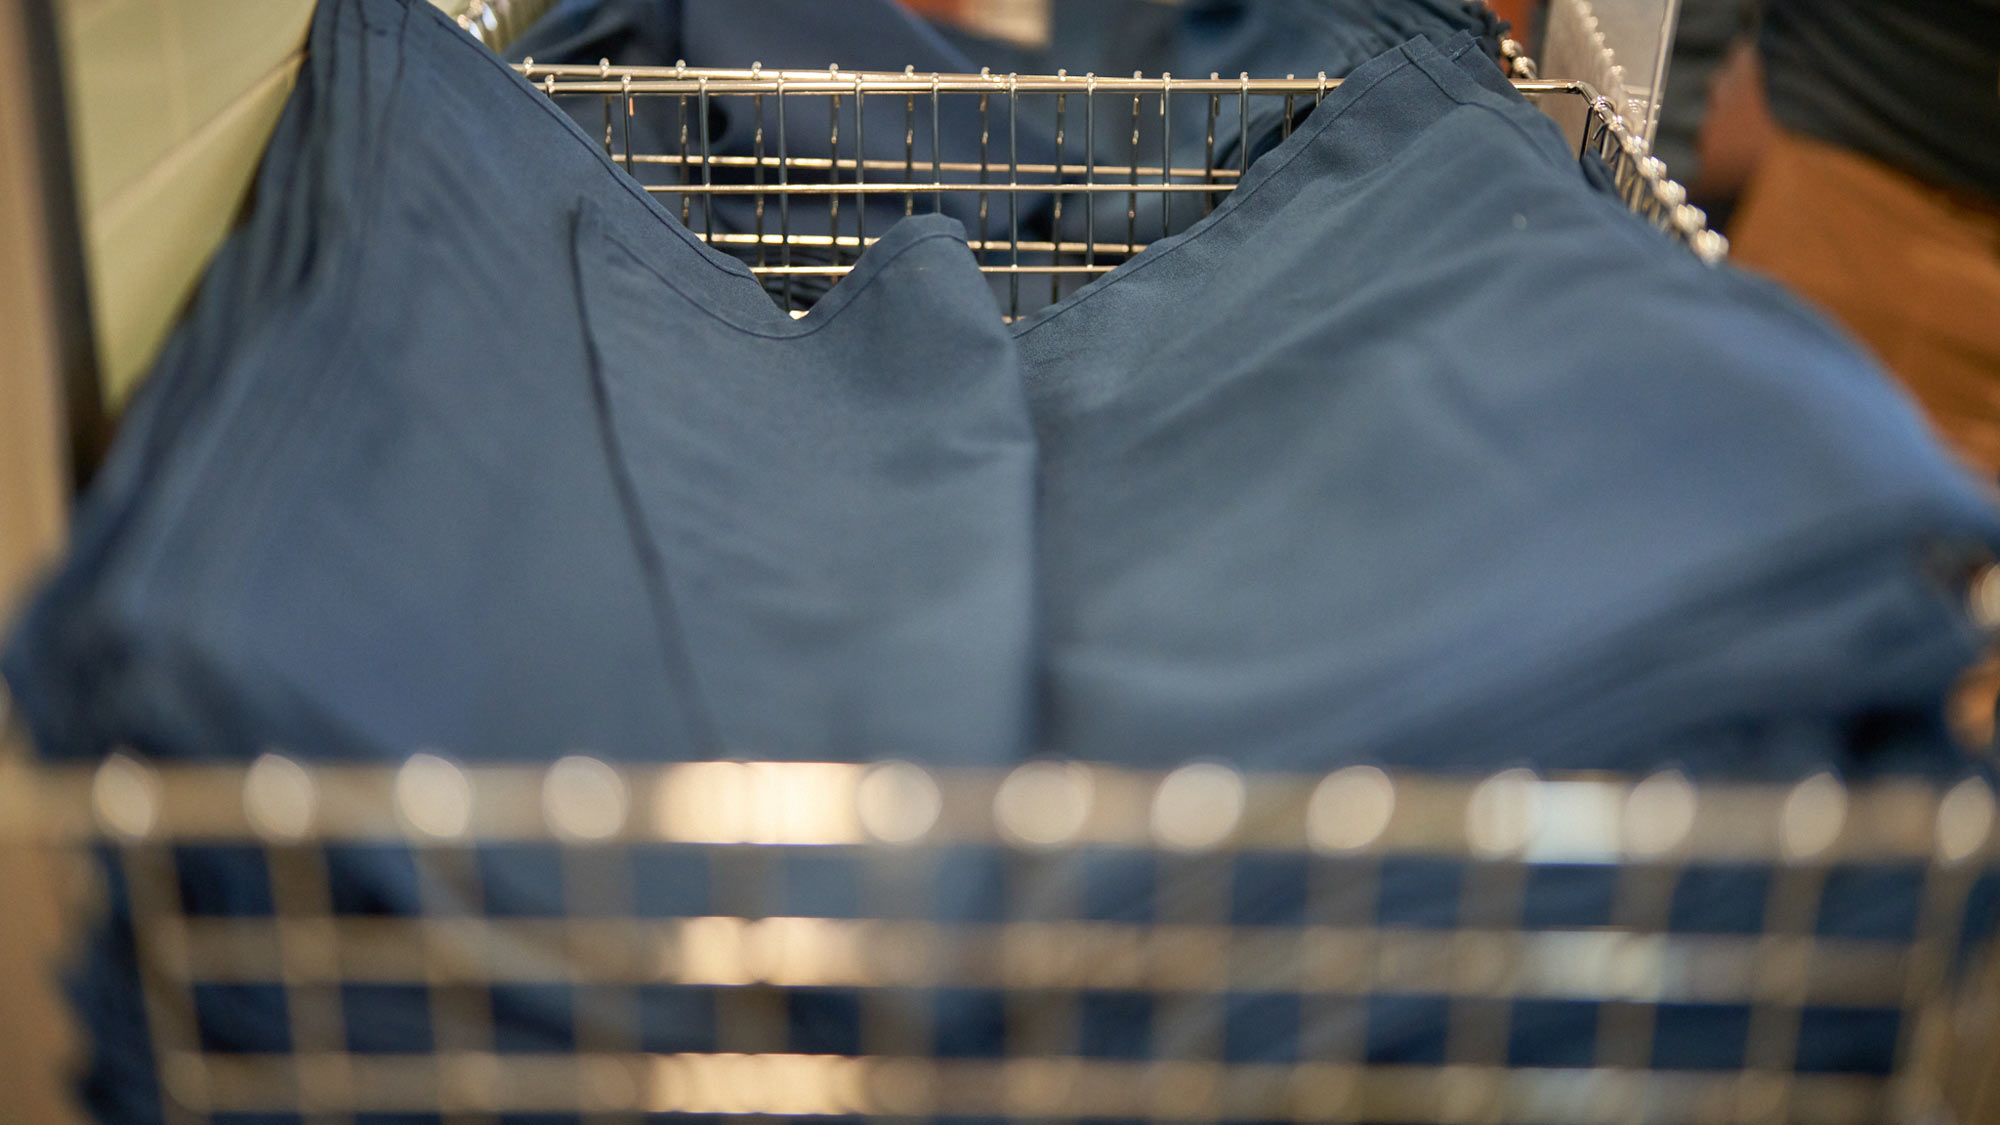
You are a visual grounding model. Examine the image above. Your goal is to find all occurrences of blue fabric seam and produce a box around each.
[192,0,426,608]
[1008,46,1422,339]
[1399,48,1674,261]
[569,207,722,751]
[411,0,759,286]
[126,0,423,620]
[1410,37,1582,181]
[592,225,980,340]
[1397,500,1985,751]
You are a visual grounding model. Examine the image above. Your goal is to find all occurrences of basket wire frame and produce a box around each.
[517,44,1727,322]
[17,741,2000,1124]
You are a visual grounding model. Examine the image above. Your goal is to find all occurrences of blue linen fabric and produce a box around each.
[928,0,1183,79]
[1003,30,2000,1080]
[1061,0,1511,244]
[967,0,1510,239]
[3,0,1036,1118]
[1176,0,1506,85]
[571,203,1036,758]
[8,0,1038,772]
[1011,32,2000,780]
[924,0,1501,81]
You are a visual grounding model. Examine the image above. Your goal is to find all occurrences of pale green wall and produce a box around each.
[55,0,534,404]
[57,0,315,402]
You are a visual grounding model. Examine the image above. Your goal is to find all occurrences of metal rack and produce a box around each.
[517,45,1726,320]
[1540,0,1684,148]
[21,744,2000,1123]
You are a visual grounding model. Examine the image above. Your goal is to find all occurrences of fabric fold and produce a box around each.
[1012,34,1999,776]
[574,202,1038,762]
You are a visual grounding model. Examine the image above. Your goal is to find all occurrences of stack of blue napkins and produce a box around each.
[7,0,1996,1118]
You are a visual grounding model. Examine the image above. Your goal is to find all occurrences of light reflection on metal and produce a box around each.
[541,754,628,841]
[1466,768,1542,859]
[856,760,942,843]
[1780,773,1847,863]
[1622,770,1697,859]
[244,752,317,842]
[1306,765,1396,853]
[1150,762,1245,851]
[91,748,159,839]
[994,760,1093,847]
[394,753,473,839]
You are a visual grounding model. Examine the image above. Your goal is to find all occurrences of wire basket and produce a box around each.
[19,744,2000,1123]
[517,48,1725,320]
[14,31,1926,1125]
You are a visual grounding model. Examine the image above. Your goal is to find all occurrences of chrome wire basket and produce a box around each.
[516,45,1725,320]
[18,739,1999,1124]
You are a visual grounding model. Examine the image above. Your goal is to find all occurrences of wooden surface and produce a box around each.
[0,0,83,1115]
[4,8,74,612]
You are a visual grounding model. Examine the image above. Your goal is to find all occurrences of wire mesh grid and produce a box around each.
[516,47,1726,321]
[20,740,2000,1124]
